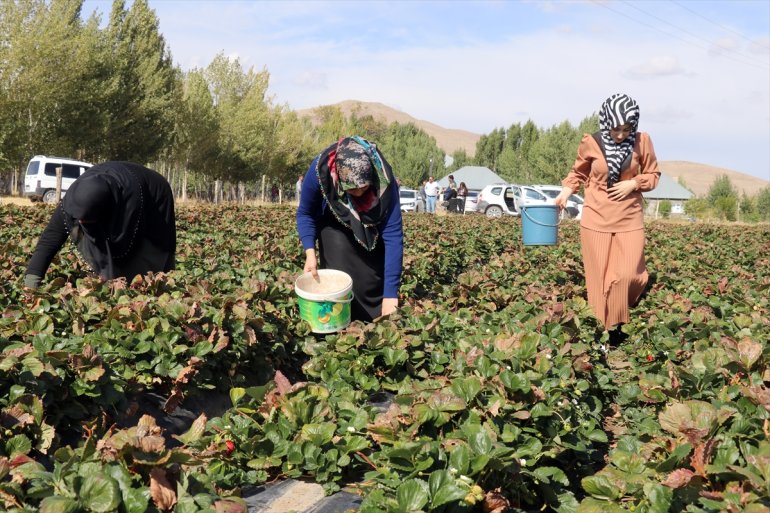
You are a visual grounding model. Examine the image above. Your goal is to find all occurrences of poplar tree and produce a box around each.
[99,0,175,162]
[380,122,444,187]
[0,0,102,189]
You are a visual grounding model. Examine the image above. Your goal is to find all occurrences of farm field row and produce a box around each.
[1,204,768,513]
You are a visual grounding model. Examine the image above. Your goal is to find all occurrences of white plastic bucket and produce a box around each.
[294,269,354,333]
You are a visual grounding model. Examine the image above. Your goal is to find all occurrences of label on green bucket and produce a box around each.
[298,295,352,333]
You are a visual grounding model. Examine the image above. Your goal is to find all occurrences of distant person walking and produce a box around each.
[24,162,176,289]
[424,176,440,213]
[554,93,660,344]
[296,136,403,321]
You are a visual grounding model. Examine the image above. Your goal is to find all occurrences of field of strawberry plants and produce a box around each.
[1,203,769,513]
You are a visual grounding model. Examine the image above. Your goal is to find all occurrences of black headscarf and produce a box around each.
[61,162,145,278]
[315,136,395,251]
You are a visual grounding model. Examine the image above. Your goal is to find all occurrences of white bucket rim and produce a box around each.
[295,269,353,301]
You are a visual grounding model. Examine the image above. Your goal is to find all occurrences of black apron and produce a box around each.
[318,209,385,322]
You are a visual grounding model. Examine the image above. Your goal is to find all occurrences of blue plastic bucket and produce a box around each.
[521,205,559,246]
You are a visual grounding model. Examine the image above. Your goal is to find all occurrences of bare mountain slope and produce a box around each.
[296,100,768,195]
[659,161,769,197]
[296,100,481,157]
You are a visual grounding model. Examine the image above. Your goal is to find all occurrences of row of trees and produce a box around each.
[685,175,770,222]
[1,0,765,211]
[446,116,599,186]
[0,0,447,199]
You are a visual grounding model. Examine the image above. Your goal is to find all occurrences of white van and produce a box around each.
[24,155,93,203]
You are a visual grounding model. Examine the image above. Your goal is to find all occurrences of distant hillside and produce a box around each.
[295,100,768,195]
[659,161,769,197]
[296,100,481,157]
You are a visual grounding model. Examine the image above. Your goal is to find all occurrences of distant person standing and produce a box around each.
[554,93,660,344]
[456,182,468,213]
[295,175,303,204]
[424,176,440,213]
[419,180,427,211]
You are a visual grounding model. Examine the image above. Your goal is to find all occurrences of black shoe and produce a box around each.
[608,325,628,346]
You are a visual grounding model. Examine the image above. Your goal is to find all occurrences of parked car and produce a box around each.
[475,184,550,218]
[399,188,424,212]
[532,185,584,219]
[24,155,93,203]
[463,191,479,213]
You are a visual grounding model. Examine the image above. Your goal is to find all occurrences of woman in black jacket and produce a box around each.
[24,161,176,288]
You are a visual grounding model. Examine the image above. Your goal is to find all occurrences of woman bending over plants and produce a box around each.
[296,136,403,322]
[24,162,176,289]
[554,93,660,343]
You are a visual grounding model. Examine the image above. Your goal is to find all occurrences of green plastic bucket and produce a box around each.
[295,269,354,333]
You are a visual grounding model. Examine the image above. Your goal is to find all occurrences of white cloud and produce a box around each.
[710,37,739,55]
[624,56,689,79]
[749,37,770,55]
[293,72,328,91]
[644,105,694,124]
[85,0,769,180]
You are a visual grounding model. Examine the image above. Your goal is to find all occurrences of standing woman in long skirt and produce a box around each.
[554,94,660,342]
[297,136,403,322]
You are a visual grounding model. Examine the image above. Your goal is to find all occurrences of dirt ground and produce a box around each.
[1,196,33,206]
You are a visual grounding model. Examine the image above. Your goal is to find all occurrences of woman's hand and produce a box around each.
[381,297,398,316]
[607,180,638,201]
[303,249,319,279]
[553,186,573,210]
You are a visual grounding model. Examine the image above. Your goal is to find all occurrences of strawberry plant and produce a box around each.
[1,203,768,512]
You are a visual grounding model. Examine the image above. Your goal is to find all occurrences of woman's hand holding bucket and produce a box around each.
[554,186,573,210]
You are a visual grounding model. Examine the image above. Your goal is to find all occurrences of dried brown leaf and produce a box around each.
[691,438,718,477]
[483,488,510,513]
[663,468,695,488]
[150,468,177,510]
[274,370,292,395]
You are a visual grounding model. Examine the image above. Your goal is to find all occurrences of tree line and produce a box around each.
[0,0,448,200]
[2,0,767,214]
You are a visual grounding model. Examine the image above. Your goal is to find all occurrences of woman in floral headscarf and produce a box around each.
[296,136,403,322]
[554,94,660,344]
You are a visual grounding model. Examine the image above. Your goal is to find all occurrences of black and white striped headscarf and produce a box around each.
[599,93,639,188]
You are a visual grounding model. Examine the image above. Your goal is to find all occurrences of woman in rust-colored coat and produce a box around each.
[554,94,660,343]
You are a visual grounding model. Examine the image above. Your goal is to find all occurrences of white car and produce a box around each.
[399,188,424,212]
[463,191,479,213]
[24,155,93,203]
[532,185,583,220]
[475,184,550,218]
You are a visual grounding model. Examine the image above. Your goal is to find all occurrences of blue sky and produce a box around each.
[82,0,770,181]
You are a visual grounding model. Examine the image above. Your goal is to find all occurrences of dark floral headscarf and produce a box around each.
[315,136,395,251]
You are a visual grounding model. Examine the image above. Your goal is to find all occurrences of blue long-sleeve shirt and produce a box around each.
[296,158,404,298]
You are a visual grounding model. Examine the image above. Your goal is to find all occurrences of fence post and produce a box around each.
[261,175,266,204]
[55,167,63,204]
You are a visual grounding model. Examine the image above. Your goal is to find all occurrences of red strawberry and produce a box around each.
[225,440,235,454]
